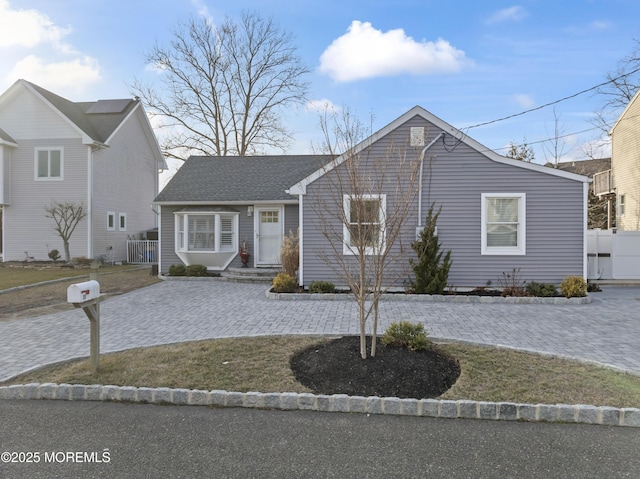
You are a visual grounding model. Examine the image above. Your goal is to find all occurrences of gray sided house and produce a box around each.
[0,79,166,262]
[154,155,330,273]
[156,106,590,288]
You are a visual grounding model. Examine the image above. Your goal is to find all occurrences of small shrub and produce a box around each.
[526,281,559,297]
[272,273,297,293]
[168,264,187,276]
[308,280,336,294]
[560,275,587,298]
[186,264,208,277]
[498,268,527,296]
[280,229,299,278]
[381,321,431,351]
[587,282,602,292]
[408,204,453,295]
[72,256,92,265]
[48,249,61,261]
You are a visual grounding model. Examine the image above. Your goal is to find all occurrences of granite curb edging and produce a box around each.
[265,290,592,304]
[1,383,638,427]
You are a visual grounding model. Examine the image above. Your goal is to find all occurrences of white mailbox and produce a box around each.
[67,280,100,303]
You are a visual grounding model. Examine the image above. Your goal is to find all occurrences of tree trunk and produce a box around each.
[63,241,71,263]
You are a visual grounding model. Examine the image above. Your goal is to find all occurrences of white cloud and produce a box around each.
[318,21,467,82]
[5,55,101,95]
[512,94,535,108]
[485,6,528,25]
[190,0,215,24]
[589,20,612,31]
[306,99,342,114]
[0,0,72,51]
[0,1,101,95]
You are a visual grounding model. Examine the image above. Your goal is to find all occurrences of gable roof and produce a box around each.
[0,79,166,169]
[610,87,640,135]
[154,155,332,204]
[21,80,139,144]
[551,158,611,178]
[289,106,590,195]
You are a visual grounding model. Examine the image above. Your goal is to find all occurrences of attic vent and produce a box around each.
[86,99,131,114]
[410,127,425,147]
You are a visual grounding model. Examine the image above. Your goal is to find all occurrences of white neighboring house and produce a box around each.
[0,79,166,262]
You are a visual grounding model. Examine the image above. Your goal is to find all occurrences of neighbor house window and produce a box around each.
[175,212,238,253]
[619,194,625,216]
[107,212,116,231]
[118,213,127,231]
[35,148,63,179]
[343,194,386,255]
[481,193,526,255]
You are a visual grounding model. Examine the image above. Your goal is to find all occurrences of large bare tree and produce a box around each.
[592,38,640,133]
[45,202,87,263]
[312,110,421,359]
[131,12,309,160]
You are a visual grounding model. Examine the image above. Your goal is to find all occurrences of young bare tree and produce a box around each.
[45,202,87,262]
[131,11,309,160]
[311,110,421,359]
[543,108,570,166]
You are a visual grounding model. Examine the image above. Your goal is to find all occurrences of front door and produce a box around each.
[255,206,283,265]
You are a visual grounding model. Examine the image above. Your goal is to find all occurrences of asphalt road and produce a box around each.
[1,400,639,478]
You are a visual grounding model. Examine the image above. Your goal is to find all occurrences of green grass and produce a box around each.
[4,337,640,408]
[0,264,140,290]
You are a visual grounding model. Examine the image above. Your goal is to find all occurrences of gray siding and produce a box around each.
[301,115,586,288]
[159,203,299,273]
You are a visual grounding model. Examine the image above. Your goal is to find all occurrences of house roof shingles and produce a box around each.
[26,80,138,144]
[154,155,332,203]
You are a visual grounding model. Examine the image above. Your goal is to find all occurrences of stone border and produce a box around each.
[266,290,592,304]
[1,384,638,427]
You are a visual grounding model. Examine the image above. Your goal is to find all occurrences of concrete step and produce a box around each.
[221,267,280,283]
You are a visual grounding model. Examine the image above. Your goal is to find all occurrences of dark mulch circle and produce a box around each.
[290,336,461,399]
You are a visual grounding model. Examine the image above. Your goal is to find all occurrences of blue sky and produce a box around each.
[2,0,639,172]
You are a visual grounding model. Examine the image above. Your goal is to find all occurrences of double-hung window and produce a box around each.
[175,212,237,252]
[343,194,386,255]
[481,193,526,255]
[35,148,63,180]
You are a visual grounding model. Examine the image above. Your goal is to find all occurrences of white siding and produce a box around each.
[92,108,160,261]
[3,138,89,260]
[611,94,640,230]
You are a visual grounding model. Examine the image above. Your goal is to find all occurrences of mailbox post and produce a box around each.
[67,280,102,372]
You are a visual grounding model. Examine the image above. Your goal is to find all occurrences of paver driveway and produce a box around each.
[1,280,639,382]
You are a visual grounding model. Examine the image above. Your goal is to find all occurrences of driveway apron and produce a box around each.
[1,281,639,382]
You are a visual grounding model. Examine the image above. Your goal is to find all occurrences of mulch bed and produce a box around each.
[290,336,461,399]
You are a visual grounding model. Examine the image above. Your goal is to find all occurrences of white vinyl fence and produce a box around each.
[127,240,158,264]
[587,229,640,280]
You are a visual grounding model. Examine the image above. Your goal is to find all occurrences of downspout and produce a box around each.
[87,146,93,259]
[298,194,304,287]
[417,132,445,227]
[583,181,589,280]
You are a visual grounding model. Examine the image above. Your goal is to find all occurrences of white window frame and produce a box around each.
[118,213,127,232]
[107,211,116,231]
[343,194,386,255]
[175,211,239,253]
[619,194,625,216]
[481,193,526,255]
[35,147,63,180]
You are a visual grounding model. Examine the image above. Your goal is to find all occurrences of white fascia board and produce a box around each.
[610,88,640,136]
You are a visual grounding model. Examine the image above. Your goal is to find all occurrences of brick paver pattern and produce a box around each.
[1,281,639,382]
